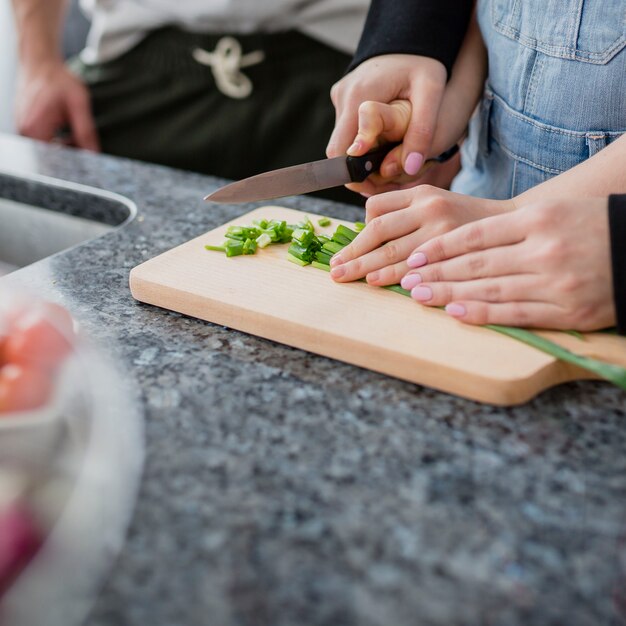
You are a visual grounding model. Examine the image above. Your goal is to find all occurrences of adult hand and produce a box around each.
[329,185,514,284]
[15,61,100,151]
[400,198,615,331]
[327,54,447,183]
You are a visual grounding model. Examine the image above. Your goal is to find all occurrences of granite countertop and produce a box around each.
[1,134,625,626]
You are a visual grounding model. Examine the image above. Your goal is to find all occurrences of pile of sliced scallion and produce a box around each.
[205,217,626,391]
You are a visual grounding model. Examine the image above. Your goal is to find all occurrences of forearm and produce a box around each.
[515,134,626,206]
[434,10,487,154]
[11,0,67,70]
[349,0,474,78]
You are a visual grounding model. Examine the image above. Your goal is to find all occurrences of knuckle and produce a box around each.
[358,100,377,115]
[428,237,447,262]
[543,240,565,265]
[465,224,485,249]
[382,241,398,261]
[468,254,485,275]
[439,283,453,303]
[368,216,386,239]
[511,302,531,326]
[558,273,582,295]
[484,281,502,302]
[348,257,362,276]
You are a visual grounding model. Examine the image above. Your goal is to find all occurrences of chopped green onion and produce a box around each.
[335,224,358,242]
[322,241,344,255]
[243,238,257,255]
[331,233,352,247]
[354,221,365,232]
[225,240,245,257]
[315,251,333,265]
[205,244,226,252]
[318,217,332,227]
[256,233,272,248]
[287,252,309,266]
[312,261,331,271]
[292,228,316,247]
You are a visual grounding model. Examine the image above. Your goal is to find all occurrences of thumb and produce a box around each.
[66,89,100,152]
[401,79,445,176]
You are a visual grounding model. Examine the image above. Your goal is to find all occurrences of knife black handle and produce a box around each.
[345,142,459,183]
[345,143,401,183]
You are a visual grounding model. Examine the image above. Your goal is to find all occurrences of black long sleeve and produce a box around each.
[348,0,474,77]
[609,195,626,334]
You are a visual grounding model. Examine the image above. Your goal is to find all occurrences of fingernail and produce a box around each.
[360,192,372,199]
[347,140,362,155]
[330,254,343,267]
[330,265,346,279]
[400,273,422,290]
[404,152,424,176]
[445,303,466,318]
[382,162,401,177]
[407,252,427,268]
[411,286,432,302]
[367,271,380,283]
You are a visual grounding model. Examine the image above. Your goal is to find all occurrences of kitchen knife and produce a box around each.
[204,143,459,204]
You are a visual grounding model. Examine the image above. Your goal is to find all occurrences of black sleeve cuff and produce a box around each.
[609,194,626,334]
[348,0,474,77]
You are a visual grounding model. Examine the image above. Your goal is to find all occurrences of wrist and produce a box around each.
[19,57,66,79]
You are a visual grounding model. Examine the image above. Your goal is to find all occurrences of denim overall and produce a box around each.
[452,0,626,199]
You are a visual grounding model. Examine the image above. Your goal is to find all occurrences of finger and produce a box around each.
[346,174,410,197]
[403,243,528,285]
[411,212,526,267]
[379,145,404,178]
[326,101,359,158]
[408,275,543,307]
[366,259,411,287]
[330,206,420,267]
[347,100,412,157]
[330,232,418,283]
[365,188,417,222]
[402,78,445,175]
[444,300,566,329]
[66,90,100,151]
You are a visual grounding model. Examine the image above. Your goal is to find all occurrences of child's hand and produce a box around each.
[401,198,614,331]
[329,185,513,285]
[344,100,418,195]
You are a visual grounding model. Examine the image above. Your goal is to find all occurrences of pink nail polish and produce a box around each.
[445,303,467,317]
[407,252,427,268]
[330,254,343,267]
[411,286,433,302]
[400,273,422,290]
[404,152,424,176]
[331,265,346,279]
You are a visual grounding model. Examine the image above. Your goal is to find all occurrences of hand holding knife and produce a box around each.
[204,143,460,204]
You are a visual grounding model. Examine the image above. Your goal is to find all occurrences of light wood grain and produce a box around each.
[130,206,626,405]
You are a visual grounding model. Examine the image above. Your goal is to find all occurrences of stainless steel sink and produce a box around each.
[0,172,136,275]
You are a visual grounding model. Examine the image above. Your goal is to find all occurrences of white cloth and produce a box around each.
[79,0,369,64]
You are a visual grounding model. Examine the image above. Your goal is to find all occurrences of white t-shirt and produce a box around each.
[79,0,369,64]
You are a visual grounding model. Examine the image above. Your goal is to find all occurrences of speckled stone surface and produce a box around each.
[1,134,625,626]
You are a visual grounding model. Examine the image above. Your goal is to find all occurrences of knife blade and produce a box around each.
[204,144,459,204]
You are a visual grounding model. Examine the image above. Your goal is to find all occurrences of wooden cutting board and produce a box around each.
[129,206,626,405]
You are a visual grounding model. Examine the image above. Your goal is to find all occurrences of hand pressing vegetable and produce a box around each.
[329,186,514,285]
[400,198,615,331]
